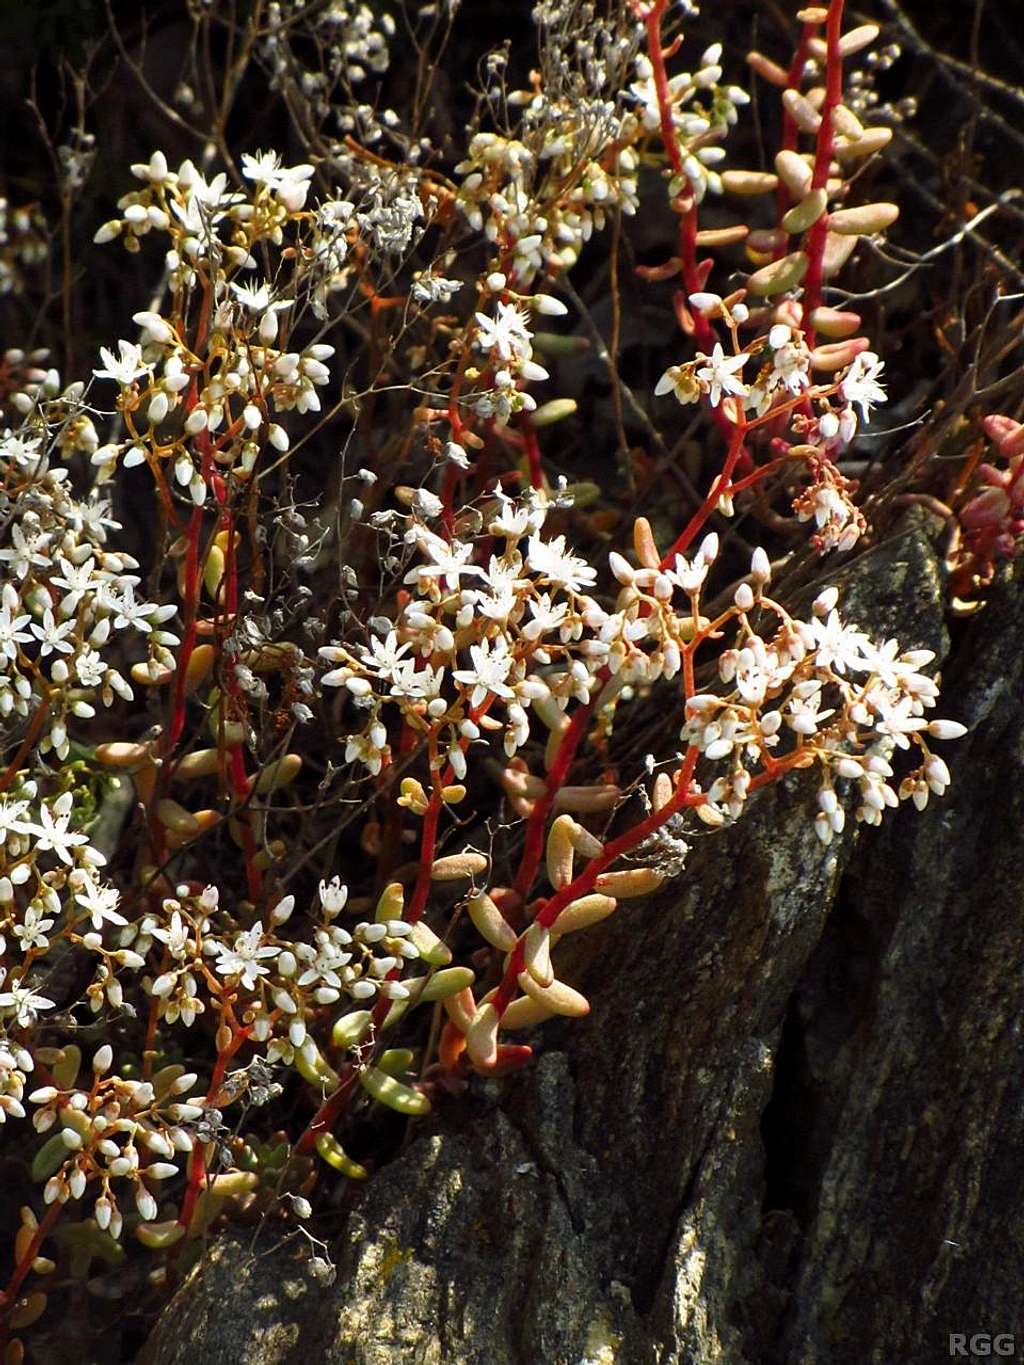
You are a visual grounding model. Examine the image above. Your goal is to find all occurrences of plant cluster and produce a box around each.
[2,0,1009,1356]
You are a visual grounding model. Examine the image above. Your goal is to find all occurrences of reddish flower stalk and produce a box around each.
[165,505,204,754]
[406,769,444,925]
[0,1202,62,1338]
[294,1059,362,1155]
[774,22,816,232]
[512,691,601,901]
[519,414,544,491]
[0,692,52,794]
[638,0,713,352]
[493,746,700,1016]
[177,1018,253,1233]
[659,418,748,566]
[801,0,846,350]
[217,509,262,903]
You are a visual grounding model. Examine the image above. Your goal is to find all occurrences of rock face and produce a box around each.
[143,525,1024,1365]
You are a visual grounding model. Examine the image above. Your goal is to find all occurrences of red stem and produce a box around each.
[512,693,601,901]
[801,0,846,349]
[774,24,815,234]
[519,415,544,491]
[0,1202,62,1327]
[493,747,700,1015]
[641,1,712,352]
[177,1019,252,1232]
[659,420,748,567]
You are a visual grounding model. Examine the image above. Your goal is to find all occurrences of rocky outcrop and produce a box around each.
[143,523,1024,1365]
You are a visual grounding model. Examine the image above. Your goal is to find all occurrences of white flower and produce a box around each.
[210,924,280,990]
[454,635,516,708]
[74,875,126,931]
[93,340,150,387]
[807,610,870,675]
[28,796,90,865]
[839,351,886,423]
[240,151,314,211]
[389,659,445,702]
[771,342,810,396]
[150,909,192,959]
[474,301,534,362]
[0,982,56,1027]
[13,904,54,952]
[30,609,74,657]
[360,630,411,680]
[0,799,32,845]
[696,344,749,409]
[405,533,484,589]
[526,534,597,593]
[230,280,272,311]
[318,877,349,917]
[51,557,100,615]
[522,592,569,641]
[655,364,701,406]
[75,649,106,687]
[0,596,31,661]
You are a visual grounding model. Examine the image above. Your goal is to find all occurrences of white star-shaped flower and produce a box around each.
[696,343,749,409]
[93,340,151,387]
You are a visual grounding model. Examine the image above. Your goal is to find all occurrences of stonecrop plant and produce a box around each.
[0,0,1003,1356]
